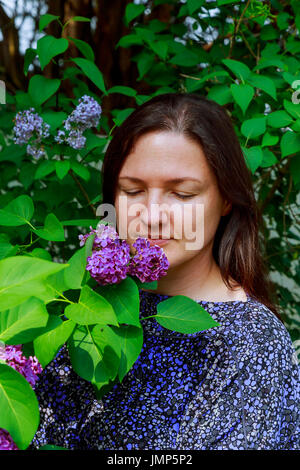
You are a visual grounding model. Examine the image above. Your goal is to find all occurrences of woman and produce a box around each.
[29,93,299,450]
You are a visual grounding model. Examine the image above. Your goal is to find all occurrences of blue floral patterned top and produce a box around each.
[29,289,300,450]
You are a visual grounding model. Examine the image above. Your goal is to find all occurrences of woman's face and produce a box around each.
[114,131,231,271]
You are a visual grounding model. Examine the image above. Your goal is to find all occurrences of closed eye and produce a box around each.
[122,190,195,200]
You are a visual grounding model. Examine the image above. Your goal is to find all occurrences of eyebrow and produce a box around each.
[118,176,202,184]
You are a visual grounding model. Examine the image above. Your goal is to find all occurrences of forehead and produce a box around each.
[118,131,213,183]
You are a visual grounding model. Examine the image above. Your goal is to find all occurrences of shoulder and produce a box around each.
[217,297,299,372]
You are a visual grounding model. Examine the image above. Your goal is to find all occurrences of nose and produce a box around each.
[139,190,169,237]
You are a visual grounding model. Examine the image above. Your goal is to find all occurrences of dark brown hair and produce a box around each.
[101,92,281,320]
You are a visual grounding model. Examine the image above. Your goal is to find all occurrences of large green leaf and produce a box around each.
[67,323,120,383]
[111,325,143,382]
[34,317,76,367]
[242,145,263,173]
[92,276,140,327]
[231,84,254,114]
[0,195,34,227]
[28,75,61,106]
[0,257,68,310]
[33,213,65,242]
[241,117,266,139]
[64,233,94,289]
[39,14,60,32]
[280,131,300,157]
[222,59,251,82]
[247,73,277,100]
[0,363,40,449]
[0,297,49,344]
[267,110,294,128]
[64,285,118,326]
[155,295,219,334]
[37,35,68,70]
[72,58,106,94]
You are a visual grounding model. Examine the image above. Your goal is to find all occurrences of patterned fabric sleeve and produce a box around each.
[28,344,102,450]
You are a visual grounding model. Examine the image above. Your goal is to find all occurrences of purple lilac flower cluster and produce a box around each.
[79,224,169,285]
[128,237,170,283]
[0,344,43,450]
[13,108,50,159]
[54,95,102,149]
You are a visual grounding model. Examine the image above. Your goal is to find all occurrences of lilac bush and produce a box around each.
[128,237,170,283]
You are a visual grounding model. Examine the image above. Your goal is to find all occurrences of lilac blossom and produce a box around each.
[79,226,170,286]
[55,95,102,150]
[0,344,43,450]
[128,237,170,283]
[13,108,50,159]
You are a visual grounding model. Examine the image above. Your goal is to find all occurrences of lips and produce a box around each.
[147,238,171,246]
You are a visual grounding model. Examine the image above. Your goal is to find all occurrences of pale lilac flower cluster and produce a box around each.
[79,225,169,285]
[55,95,102,149]
[0,344,43,450]
[13,108,50,159]
[128,237,170,283]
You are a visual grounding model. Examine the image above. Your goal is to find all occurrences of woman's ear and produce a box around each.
[222,200,232,216]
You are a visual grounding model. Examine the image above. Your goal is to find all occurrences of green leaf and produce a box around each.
[222,59,251,82]
[280,131,300,158]
[242,146,263,173]
[0,297,49,344]
[92,277,140,327]
[0,195,34,227]
[30,248,52,261]
[155,295,219,334]
[148,40,169,60]
[261,148,277,168]
[70,161,90,181]
[0,363,39,450]
[55,160,70,180]
[39,14,60,32]
[112,325,143,382]
[34,213,65,242]
[124,3,145,26]
[261,132,279,147]
[34,160,55,179]
[67,37,95,62]
[64,285,118,326]
[108,86,137,97]
[41,111,67,132]
[34,317,76,367]
[169,50,199,67]
[112,108,135,126]
[72,58,106,94]
[284,99,300,120]
[207,85,233,106]
[28,75,61,107]
[187,0,203,14]
[267,111,293,128]
[67,16,91,23]
[231,84,254,114]
[23,48,37,76]
[64,234,94,289]
[247,73,277,100]
[37,35,68,70]
[241,117,266,139]
[67,323,120,383]
[0,256,68,310]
